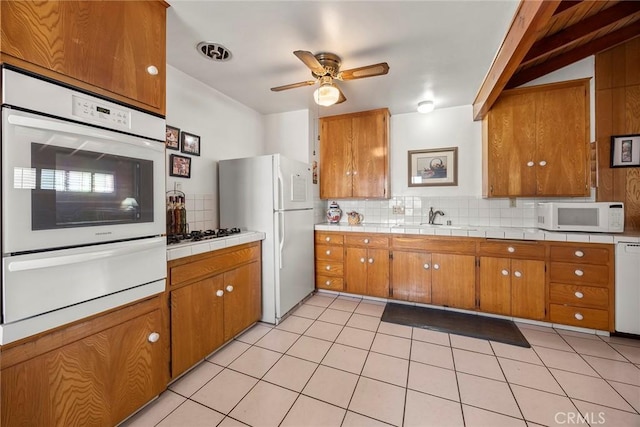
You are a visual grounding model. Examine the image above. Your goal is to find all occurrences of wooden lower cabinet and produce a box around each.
[345,247,389,297]
[169,242,261,378]
[391,251,431,304]
[479,257,545,320]
[431,253,476,310]
[1,296,168,427]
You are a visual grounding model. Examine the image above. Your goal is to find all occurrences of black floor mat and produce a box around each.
[381,303,530,348]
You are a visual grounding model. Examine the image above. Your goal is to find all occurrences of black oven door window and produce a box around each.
[30,143,154,230]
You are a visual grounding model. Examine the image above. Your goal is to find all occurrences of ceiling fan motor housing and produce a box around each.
[313,52,341,78]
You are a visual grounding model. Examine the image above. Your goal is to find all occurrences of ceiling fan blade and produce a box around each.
[270,80,316,92]
[294,50,326,75]
[339,62,389,80]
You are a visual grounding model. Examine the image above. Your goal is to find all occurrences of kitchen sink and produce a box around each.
[393,224,477,231]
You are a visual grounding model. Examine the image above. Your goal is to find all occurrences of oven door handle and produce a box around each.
[6,238,165,272]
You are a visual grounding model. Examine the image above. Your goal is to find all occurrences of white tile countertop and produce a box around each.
[166,231,266,261]
[315,223,640,244]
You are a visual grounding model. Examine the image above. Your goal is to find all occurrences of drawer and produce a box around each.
[316,275,344,291]
[479,240,545,259]
[315,232,344,245]
[549,283,609,309]
[315,245,344,261]
[315,260,344,276]
[549,245,612,265]
[345,235,389,248]
[549,262,609,286]
[549,304,609,330]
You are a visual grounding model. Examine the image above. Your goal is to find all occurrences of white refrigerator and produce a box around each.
[219,154,315,324]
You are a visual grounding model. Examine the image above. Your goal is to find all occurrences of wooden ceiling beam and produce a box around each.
[506,23,640,88]
[553,0,583,16]
[473,0,561,121]
[522,2,640,66]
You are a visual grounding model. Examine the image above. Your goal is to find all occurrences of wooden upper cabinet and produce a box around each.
[0,0,167,115]
[483,79,590,198]
[320,108,390,199]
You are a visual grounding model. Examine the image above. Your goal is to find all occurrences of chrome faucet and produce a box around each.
[427,207,445,225]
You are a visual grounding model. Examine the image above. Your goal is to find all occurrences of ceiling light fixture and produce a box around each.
[314,76,340,107]
[417,100,435,113]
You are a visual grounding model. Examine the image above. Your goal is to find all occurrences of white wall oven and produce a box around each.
[1,67,166,344]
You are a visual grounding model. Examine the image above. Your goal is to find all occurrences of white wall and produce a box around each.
[263,109,312,163]
[390,105,482,197]
[165,65,263,229]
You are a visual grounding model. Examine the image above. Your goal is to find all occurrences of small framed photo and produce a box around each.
[180,131,201,156]
[408,147,458,187]
[610,134,640,168]
[165,125,180,150]
[169,154,191,178]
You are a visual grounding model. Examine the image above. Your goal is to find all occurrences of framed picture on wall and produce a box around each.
[180,131,201,156]
[611,134,640,167]
[408,147,458,187]
[165,125,180,150]
[169,154,191,178]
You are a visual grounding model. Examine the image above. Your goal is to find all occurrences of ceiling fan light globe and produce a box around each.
[314,84,340,106]
[417,100,435,113]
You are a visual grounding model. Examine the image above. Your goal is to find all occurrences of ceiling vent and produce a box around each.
[197,42,232,62]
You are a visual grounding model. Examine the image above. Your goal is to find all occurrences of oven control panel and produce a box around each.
[72,95,131,129]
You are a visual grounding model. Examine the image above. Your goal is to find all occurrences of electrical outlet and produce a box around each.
[509,198,516,208]
[175,182,182,191]
[392,205,405,214]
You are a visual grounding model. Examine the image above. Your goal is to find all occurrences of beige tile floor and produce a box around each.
[123,293,640,427]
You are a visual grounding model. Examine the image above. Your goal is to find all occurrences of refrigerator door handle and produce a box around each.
[277,168,285,211]
[278,211,285,269]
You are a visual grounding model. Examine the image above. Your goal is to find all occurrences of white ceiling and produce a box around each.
[166,1,520,118]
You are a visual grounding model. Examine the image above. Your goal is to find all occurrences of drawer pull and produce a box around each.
[364,239,370,244]
[501,269,509,276]
[433,264,440,270]
[574,313,584,321]
[226,285,234,292]
[514,271,522,278]
[326,265,331,270]
[353,171,358,175]
[360,258,366,263]
[539,160,547,167]
[574,269,584,277]
[325,280,331,286]
[346,171,351,176]
[527,161,534,167]
[216,290,224,297]
[507,246,515,253]
[574,291,584,299]
[574,250,584,258]
[325,250,331,255]
[148,332,160,343]
[423,263,430,270]
[368,258,374,264]
[325,237,331,242]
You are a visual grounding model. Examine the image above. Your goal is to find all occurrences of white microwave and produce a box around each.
[536,202,624,233]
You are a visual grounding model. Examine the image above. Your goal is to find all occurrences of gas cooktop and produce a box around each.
[166,228,242,245]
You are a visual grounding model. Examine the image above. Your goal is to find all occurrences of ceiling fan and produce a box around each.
[270,50,390,106]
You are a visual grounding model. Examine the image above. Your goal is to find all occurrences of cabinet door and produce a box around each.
[511,259,546,320]
[431,253,476,309]
[223,262,261,341]
[392,251,431,303]
[366,248,390,298]
[535,84,589,196]
[352,110,389,198]
[1,309,165,426]
[479,257,512,315]
[320,116,353,198]
[486,93,537,197]
[171,276,225,377]
[345,247,368,295]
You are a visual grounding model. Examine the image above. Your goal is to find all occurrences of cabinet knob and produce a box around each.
[326,265,331,270]
[574,269,584,277]
[146,65,159,75]
[539,160,547,166]
[501,269,509,276]
[326,250,331,255]
[148,332,160,343]
[574,291,584,299]
[360,258,366,263]
[368,258,374,264]
[423,263,430,269]
[433,264,440,270]
[353,171,358,175]
[507,246,515,253]
[527,161,535,167]
[364,239,370,244]
[226,285,234,292]
[574,312,584,321]
[325,280,331,286]
[346,171,351,176]
[574,250,584,258]
[514,271,522,278]
[325,237,331,242]
[216,290,224,297]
